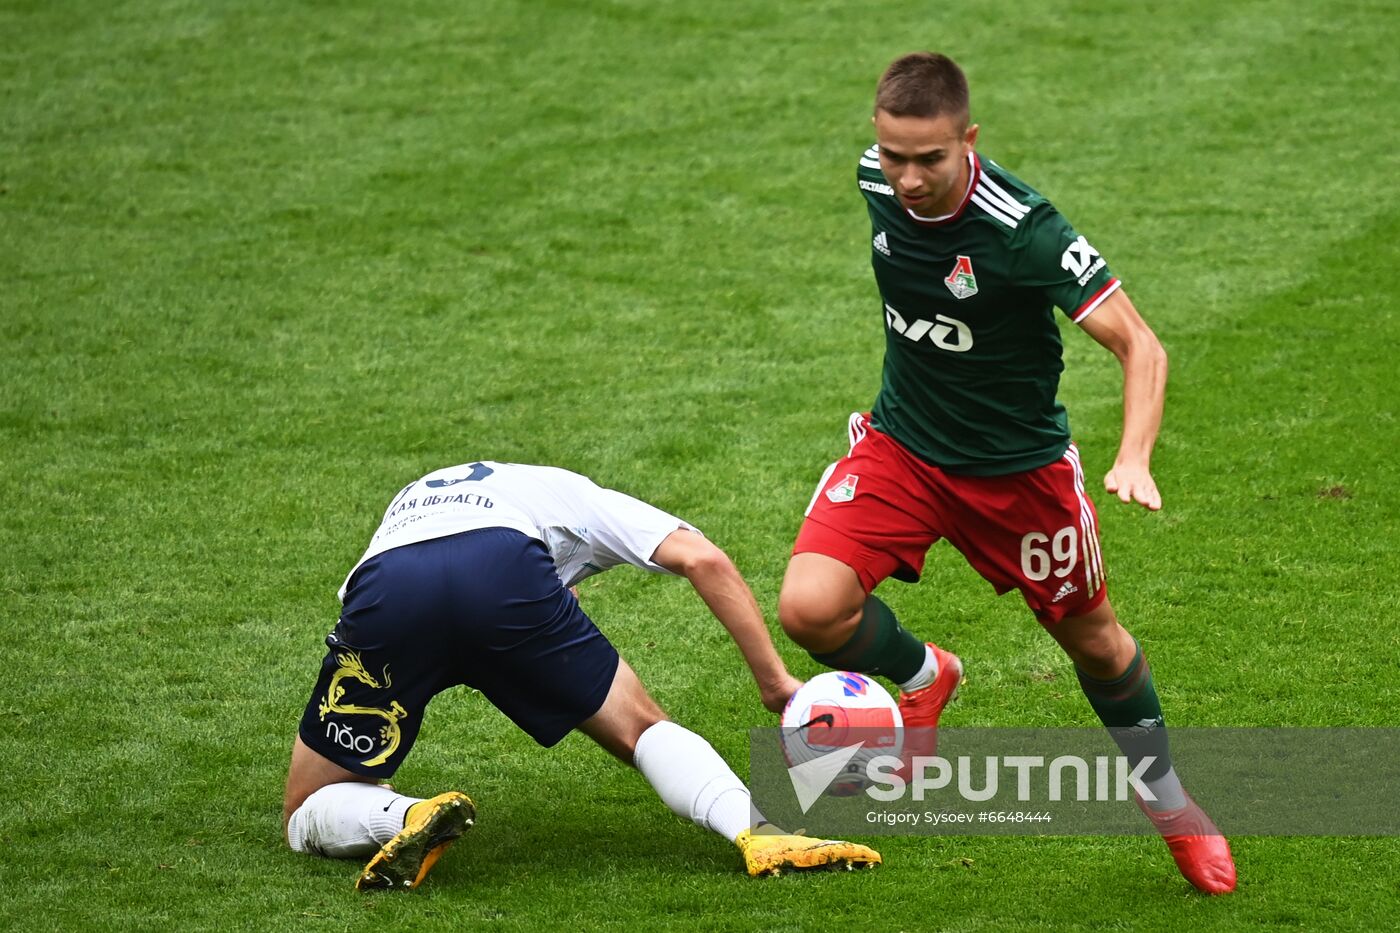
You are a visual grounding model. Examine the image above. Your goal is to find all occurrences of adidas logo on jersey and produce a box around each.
[872,231,891,256]
[1052,580,1079,603]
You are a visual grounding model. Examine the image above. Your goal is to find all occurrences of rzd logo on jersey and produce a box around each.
[885,304,973,353]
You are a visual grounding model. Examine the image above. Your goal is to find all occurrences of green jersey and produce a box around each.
[859,148,1120,476]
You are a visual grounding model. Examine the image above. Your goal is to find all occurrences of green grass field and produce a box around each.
[4,0,1398,929]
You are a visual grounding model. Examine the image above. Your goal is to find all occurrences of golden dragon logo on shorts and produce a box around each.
[317,649,409,767]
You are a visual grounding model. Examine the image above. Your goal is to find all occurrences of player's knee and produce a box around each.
[1060,623,1133,678]
[778,588,855,649]
[1069,637,1119,676]
[779,553,866,649]
[616,715,666,761]
[596,706,667,763]
[579,659,669,762]
[777,589,820,643]
[618,691,668,751]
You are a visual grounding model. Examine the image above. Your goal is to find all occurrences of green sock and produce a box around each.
[809,595,925,684]
[1075,642,1172,781]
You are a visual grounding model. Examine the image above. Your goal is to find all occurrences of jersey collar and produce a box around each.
[903,152,980,227]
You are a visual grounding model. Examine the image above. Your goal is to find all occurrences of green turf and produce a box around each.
[4,0,1398,929]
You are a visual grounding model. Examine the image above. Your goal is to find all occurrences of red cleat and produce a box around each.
[896,643,963,778]
[1137,794,1237,894]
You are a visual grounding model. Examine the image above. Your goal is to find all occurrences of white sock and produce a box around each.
[632,720,755,843]
[897,645,939,693]
[1139,766,1189,812]
[286,783,421,858]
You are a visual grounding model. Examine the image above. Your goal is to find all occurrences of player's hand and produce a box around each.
[1104,461,1162,511]
[760,673,804,715]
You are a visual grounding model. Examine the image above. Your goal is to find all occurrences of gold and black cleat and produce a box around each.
[356,791,475,891]
[736,828,882,877]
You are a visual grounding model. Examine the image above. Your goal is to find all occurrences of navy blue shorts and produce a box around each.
[298,528,620,777]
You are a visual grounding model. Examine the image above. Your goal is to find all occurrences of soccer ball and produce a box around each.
[780,671,903,796]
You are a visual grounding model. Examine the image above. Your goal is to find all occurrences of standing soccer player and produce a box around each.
[776,52,1235,894]
[283,460,880,889]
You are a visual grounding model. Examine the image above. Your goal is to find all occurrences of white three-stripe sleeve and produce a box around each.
[970,192,1019,228]
[977,176,1031,218]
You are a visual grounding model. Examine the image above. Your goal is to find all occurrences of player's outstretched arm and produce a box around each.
[652,530,803,713]
[1077,288,1168,511]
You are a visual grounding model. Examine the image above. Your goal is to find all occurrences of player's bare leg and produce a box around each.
[1043,596,1137,679]
[1050,596,1236,894]
[282,736,474,891]
[582,657,881,876]
[777,553,866,653]
[576,656,671,761]
[779,552,962,766]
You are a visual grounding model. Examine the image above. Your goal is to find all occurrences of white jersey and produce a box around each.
[339,461,696,599]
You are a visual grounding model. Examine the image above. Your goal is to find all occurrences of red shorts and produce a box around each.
[794,413,1107,625]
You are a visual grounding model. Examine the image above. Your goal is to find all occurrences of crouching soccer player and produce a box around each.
[282,460,880,889]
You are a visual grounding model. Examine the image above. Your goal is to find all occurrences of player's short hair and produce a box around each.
[874,52,970,126]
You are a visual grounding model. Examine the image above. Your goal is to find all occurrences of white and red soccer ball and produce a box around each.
[780,671,903,796]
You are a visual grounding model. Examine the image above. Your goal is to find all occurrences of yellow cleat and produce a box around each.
[736,828,882,877]
[356,791,475,891]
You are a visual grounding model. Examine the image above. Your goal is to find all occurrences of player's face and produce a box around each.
[874,109,979,217]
